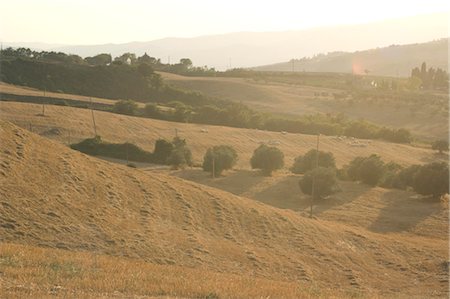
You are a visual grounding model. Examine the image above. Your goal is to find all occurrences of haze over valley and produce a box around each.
[1,1,449,298]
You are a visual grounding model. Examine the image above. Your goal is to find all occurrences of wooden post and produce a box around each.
[90,98,97,137]
[212,154,216,179]
[310,133,320,218]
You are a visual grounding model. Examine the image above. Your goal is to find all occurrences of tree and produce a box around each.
[138,52,157,65]
[412,162,449,197]
[250,144,284,176]
[148,73,163,90]
[137,63,154,77]
[144,103,161,118]
[113,100,138,115]
[180,58,193,68]
[202,145,238,176]
[291,149,336,174]
[299,167,338,199]
[358,155,385,186]
[396,164,421,189]
[114,53,137,65]
[432,140,449,154]
[167,137,192,168]
[84,53,112,66]
[379,162,404,189]
[346,154,385,186]
[172,102,192,123]
[420,62,427,79]
[153,139,173,164]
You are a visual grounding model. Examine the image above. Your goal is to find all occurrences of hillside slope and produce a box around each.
[254,39,448,76]
[0,120,448,297]
[160,72,449,140]
[0,101,444,169]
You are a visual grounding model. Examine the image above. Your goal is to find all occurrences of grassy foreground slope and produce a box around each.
[0,102,444,170]
[0,120,448,297]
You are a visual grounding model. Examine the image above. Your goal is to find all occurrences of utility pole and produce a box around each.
[212,150,216,179]
[90,98,97,137]
[310,133,320,218]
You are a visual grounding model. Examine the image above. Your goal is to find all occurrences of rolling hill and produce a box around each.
[254,38,448,76]
[0,101,444,170]
[160,72,449,140]
[0,120,448,297]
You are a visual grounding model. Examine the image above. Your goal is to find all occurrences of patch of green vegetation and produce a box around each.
[0,254,21,267]
[70,135,192,167]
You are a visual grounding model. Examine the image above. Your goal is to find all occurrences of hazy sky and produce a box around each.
[1,0,449,44]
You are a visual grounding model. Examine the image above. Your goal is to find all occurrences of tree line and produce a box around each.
[410,62,448,90]
[1,47,415,143]
[71,135,449,199]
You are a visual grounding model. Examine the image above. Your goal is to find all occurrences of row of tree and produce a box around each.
[70,133,448,199]
[203,145,448,198]
[0,47,420,144]
[112,99,414,144]
[410,62,448,90]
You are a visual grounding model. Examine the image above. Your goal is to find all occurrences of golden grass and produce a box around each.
[170,169,449,239]
[160,72,449,140]
[1,242,378,299]
[0,121,448,298]
[0,82,127,106]
[0,101,445,170]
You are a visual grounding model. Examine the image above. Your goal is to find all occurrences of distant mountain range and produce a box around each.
[3,12,448,71]
[254,38,449,77]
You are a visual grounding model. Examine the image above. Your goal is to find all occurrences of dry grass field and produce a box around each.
[0,82,126,106]
[170,169,449,239]
[0,101,445,171]
[0,120,448,298]
[1,243,341,299]
[160,72,449,140]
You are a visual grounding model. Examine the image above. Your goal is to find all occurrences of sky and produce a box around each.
[1,0,449,45]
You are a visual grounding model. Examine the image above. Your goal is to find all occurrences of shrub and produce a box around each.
[113,99,138,115]
[202,145,238,176]
[291,149,336,174]
[70,135,102,155]
[412,162,449,197]
[432,140,449,154]
[299,167,338,199]
[70,136,153,162]
[250,144,284,176]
